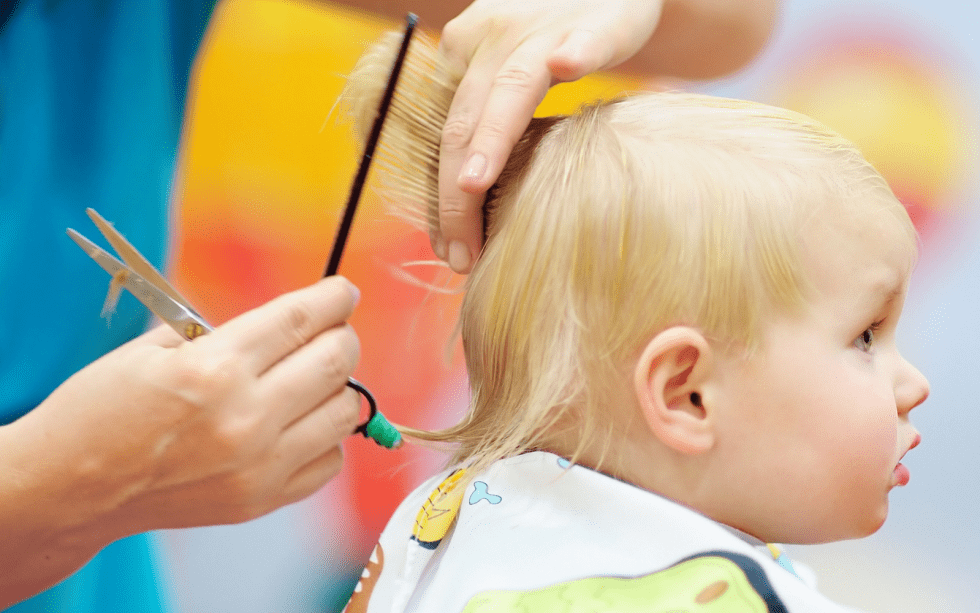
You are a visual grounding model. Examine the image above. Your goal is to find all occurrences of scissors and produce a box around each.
[66,13,421,450]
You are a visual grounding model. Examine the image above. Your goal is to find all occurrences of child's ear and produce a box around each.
[633,327,715,455]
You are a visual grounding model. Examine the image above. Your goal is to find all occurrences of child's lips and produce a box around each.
[893,433,922,487]
[893,463,911,486]
[909,433,922,451]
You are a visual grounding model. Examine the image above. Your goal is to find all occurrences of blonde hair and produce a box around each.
[342,31,918,474]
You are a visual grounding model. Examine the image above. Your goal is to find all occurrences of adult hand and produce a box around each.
[1,276,361,607]
[433,0,665,273]
[423,0,780,273]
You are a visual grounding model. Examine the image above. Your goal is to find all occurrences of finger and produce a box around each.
[458,37,556,194]
[439,42,555,273]
[428,227,448,262]
[258,323,360,428]
[547,28,617,82]
[438,57,498,272]
[278,386,360,477]
[208,276,359,375]
[437,165,485,274]
[438,6,489,79]
[281,446,346,507]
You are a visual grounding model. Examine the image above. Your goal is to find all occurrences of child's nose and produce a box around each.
[896,357,929,414]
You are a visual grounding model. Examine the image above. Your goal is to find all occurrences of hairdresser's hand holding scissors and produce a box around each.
[432,0,780,273]
[1,276,360,605]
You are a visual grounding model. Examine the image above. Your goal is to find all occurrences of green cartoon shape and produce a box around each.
[461,553,782,613]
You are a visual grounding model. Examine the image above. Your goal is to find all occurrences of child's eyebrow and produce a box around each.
[867,279,905,313]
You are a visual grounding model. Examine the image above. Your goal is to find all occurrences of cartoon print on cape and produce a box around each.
[345,468,507,611]
[345,456,790,612]
[412,468,469,549]
[460,551,789,613]
[343,543,384,613]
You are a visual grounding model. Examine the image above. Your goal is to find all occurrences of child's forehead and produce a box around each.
[799,197,917,296]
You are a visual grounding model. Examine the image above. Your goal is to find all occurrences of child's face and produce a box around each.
[708,205,929,544]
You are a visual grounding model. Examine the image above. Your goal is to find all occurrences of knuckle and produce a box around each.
[439,198,470,220]
[440,17,467,53]
[320,327,359,384]
[212,412,257,452]
[204,399,269,464]
[170,351,242,406]
[302,390,360,456]
[199,420,262,481]
[441,113,477,150]
[344,323,362,362]
[438,186,479,218]
[320,354,347,388]
[473,117,509,144]
[280,301,318,346]
[441,11,516,62]
[494,63,540,96]
[482,14,519,43]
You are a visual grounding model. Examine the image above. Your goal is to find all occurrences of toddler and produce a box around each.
[341,30,929,613]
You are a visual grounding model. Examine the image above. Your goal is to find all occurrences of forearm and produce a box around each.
[336,0,466,29]
[0,419,109,608]
[629,0,781,79]
[338,0,780,79]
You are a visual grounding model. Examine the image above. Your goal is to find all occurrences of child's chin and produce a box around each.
[835,499,891,542]
[786,511,889,544]
[838,506,889,542]
[864,506,889,536]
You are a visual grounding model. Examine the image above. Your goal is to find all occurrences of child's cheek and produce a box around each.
[845,392,899,481]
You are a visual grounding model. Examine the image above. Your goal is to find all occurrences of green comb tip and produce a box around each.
[365,412,403,449]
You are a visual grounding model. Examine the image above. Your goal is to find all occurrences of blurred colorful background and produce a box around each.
[159,1,979,611]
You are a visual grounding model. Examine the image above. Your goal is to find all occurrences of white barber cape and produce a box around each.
[345,451,863,613]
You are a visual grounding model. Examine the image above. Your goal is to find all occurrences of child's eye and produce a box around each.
[854,321,883,352]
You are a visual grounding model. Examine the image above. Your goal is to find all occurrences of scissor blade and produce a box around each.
[67,227,132,278]
[67,228,214,340]
[84,208,198,313]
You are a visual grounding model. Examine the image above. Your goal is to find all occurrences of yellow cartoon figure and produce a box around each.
[412,469,468,549]
[461,553,785,613]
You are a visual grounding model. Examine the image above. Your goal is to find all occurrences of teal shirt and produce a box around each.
[1,0,215,610]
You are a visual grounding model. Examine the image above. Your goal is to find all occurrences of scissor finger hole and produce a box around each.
[347,377,377,436]
[346,378,402,449]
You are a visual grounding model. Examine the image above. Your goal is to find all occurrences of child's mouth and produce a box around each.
[893,433,921,487]
[893,463,910,486]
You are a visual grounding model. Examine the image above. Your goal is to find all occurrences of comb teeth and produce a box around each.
[341,29,458,232]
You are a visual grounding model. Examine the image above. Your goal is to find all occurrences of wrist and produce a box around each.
[0,415,116,605]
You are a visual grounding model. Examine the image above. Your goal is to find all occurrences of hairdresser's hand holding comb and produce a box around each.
[432,0,779,273]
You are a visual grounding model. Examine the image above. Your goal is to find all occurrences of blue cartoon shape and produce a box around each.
[469,481,502,505]
[557,457,572,469]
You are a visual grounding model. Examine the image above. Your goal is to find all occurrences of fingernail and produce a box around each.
[448,241,471,273]
[460,153,487,184]
[433,236,447,261]
[348,281,361,305]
